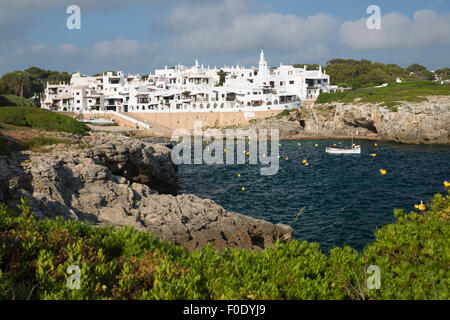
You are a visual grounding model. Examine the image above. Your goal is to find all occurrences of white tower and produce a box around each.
[258,47,269,78]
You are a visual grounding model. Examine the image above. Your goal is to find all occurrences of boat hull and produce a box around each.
[325,146,361,154]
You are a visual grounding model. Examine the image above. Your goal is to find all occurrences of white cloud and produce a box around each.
[164,0,339,55]
[340,9,450,51]
[0,37,167,75]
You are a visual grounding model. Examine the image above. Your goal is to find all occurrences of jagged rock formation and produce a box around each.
[0,132,292,251]
[243,96,450,144]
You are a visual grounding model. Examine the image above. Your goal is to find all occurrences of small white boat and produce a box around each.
[325,134,361,154]
[326,145,361,154]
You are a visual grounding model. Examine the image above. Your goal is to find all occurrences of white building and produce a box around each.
[41,49,330,114]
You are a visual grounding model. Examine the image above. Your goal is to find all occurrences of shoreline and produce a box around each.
[89,125,448,145]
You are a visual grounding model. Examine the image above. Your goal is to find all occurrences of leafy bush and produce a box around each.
[0,107,90,135]
[0,192,448,300]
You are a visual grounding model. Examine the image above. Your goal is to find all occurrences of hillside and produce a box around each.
[316,81,450,107]
[0,94,34,107]
[0,106,90,135]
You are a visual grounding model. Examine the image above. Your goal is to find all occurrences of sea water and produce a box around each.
[176,139,450,252]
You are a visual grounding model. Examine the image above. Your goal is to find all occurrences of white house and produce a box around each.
[41,48,331,114]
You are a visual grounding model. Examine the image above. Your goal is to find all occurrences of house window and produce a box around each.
[76,92,80,95]
[289,80,294,84]
[77,100,80,103]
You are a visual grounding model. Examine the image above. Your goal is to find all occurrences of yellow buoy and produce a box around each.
[302,159,307,164]
[241,187,245,191]
[334,144,336,146]
[444,181,450,188]
[285,157,289,161]
[305,162,309,166]
[262,153,266,158]
[246,152,250,156]
[374,143,378,147]
[279,143,282,147]
[277,155,280,159]
[237,173,241,177]
[315,144,318,147]
[206,141,209,145]
[297,143,301,146]
[380,169,387,175]
[370,154,376,157]
[207,147,210,151]
[416,201,426,211]
[224,148,227,153]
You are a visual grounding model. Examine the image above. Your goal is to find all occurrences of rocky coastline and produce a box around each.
[0,131,292,251]
[238,96,450,144]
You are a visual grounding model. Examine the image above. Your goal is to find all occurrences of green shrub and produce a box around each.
[0,192,448,300]
[0,107,90,135]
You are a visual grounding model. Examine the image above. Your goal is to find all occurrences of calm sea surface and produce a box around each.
[174,139,450,252]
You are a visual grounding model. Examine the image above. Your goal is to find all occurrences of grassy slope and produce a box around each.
[0,106,89,135]
[316,81,450,107]
[0,95,34,107]
[0,191,448,300]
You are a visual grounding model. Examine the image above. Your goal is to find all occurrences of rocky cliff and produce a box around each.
[243,96,450,144]
[0,132,292,251]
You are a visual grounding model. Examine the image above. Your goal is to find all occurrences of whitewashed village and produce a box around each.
[41,49,337,116]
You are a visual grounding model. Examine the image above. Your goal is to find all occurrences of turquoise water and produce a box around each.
[176,139,450,252]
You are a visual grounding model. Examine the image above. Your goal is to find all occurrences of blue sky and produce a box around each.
[1,0,449,75]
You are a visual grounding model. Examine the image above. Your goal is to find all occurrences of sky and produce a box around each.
[1,0,449,76]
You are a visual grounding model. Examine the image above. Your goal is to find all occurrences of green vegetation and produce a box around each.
[0,94,34,107]
[0,107,90,135]
[324,59,409,89]
[0,133,73,155]
[1,192,448,300]
[217,70,226,86]
[316,81,450,106]
[275,108,296,119]
[23,135,73,149]
[294,59,444,90]
[435,68,450,81]
[0,67,72,98]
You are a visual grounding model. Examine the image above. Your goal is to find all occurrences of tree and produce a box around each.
[406,63,427,74]
[217,70,226,86]
[0,79,7,94]
[47,72,71,85]
[0,71,33,97]
[11,73,33,97]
